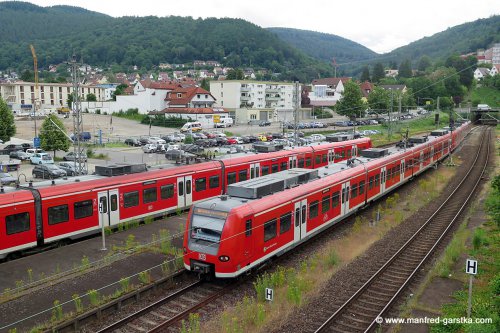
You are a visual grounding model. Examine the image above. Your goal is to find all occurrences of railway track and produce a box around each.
[311,127,491,333]
[96,280,233,333]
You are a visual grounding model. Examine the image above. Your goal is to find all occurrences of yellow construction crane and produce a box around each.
[30,44,39,137]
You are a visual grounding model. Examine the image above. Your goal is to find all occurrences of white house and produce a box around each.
[489,64,500,76]
[308,77,350,107]
[474,67,490,80]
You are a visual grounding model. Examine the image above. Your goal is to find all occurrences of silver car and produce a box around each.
[0,172,16,185]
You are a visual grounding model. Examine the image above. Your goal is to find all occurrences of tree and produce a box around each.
[360,66,370,82]
[372,63,385,83]
[200,78,210,91]
[226,68,244,80]
[367,86,390,112]
[86,93,97,102]
[113,84,129,101]
[0,97,16,142]
[417,55,432,72]
[39,114,71,158]
[20,69,34,82]
[398,59,413,78]
[336,80,365,119]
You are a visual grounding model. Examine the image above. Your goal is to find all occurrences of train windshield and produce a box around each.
[190,214,226,244]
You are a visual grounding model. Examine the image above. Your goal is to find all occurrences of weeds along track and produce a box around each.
[96,279,235,333]
[309,127,492,333]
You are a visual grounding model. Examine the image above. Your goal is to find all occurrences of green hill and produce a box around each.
[267,27,378,64]
[0,1,332,81]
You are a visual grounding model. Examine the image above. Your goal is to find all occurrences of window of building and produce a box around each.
[5,212,30,235]
[124,191,139,208]
[309,200,319,219]
[264,218,277,242]
[227,172,237,185]
[143,188,157,203]
[239,170,248,182]
[161,184,174,199]
[48,205,69,225]
[280,213,292,234]
[195,177,207,192]
[74,200,93,219]
[322,195,330,213]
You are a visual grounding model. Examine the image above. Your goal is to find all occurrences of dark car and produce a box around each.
[1,144,24,155]
[194,139,211,148]
[21,143,34,151]
[242,135,258,143]
[259,120,271,127]
[124,138,141,146]
[215,137,228,145]
[32,164,67,179]
[9,151,30,160]
[139,137,150,146]
[58,162,88,176]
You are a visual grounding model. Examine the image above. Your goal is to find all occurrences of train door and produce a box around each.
[98,189,120,227]
[243,217,253,260]
[328,149,334,165]
[177,176,193,208]
[381,167,387,193]
[400,160,405,180]
[289,156,297,169]
[341,182,350,216]
[431,146,435,162]
[419,151,424,169]
[294,199,307,243]
[250,163,260,179]
[351,145,357,157]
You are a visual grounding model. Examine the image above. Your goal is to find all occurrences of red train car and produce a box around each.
[183,122,471,278]
[0,137,371,260]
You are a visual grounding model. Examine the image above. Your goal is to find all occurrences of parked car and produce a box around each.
[0,172,16,185]
[124,138,141,146]
[309,134,326,142]
[242,135,258,143]
[258,120,271,127]
[147,137,166,145]
[226,138,238,145]
[9,151,30,161]
[215,137,228,145]
[32,164,67,179]
[139,137,150,146]
[25,148,45,157]
[1,144,24,154]
[63,152,88,162]
[142,144,157,153]
[20,143,34,151]
[257,134,268,142]
[58,162,88,176]
[30,153,54,165]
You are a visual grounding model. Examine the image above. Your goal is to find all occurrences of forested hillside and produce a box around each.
[0,1,333,81]
[267,28,378,64]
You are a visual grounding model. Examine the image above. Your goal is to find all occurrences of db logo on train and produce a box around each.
[199,253,206,260]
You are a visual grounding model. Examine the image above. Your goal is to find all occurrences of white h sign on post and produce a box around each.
[465,258,478,318]
[265,288,274,301]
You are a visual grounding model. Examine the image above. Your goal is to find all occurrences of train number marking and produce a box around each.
[199,253,206,261]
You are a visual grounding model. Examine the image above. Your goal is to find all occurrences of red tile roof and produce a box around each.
[165,86,215,105]
[150,107,228,115]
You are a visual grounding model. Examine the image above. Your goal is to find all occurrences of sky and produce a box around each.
[26,0,499,53]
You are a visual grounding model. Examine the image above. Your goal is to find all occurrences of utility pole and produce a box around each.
[293,81,300,146]
[30,45,39,139]
[71,54,87,176]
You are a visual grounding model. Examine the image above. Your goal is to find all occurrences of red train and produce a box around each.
[0,138,371,260]
[183,123,471,278]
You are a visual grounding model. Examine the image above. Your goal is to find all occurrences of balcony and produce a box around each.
[265,94,280,101]
[240,95,251,101]
[240,86,250,92]
[265,88,279,93]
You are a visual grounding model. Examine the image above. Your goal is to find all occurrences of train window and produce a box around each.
[161,184,174,199]
[295,208,300,227]
[143,188,157,203]
[306,158,311,167]
[315,155,321,165]
[228,172,237,184]
[6,212,30,235]
[245,219,252,236]
[250,167,255,179]
[48,205,69,225]
[280,213,292,234]
[309,200,319,219]
[387,168,392,180]
[340,151,345,158]
[261,167,269,176]
[322,195,330,213]
[209,176,219,189]
[178,181,184,196]
[239,170,248,182]
[99,196,108,213]
[272,164,279,173]
[322,154,327,163]
[331,192,339,208]
[195,178,207,192]
[281,162,287,171]
[298,159,304,168]
[359,181,365,195]
[124,191,139,208]
[351,184,358,198]
[74,200,93,219]
[111,194,118,211]
[255,167,260,176]
[369,176,374,190]
[341,188,346,204]
[264,218,277,242]
[301,205,306,224]
[186,180,191,194]
[375,174,380,187]
[347,150,352,158]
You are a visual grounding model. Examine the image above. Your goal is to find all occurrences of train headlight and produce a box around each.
[219,255,230,262]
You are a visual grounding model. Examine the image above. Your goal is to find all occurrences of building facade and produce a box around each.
[0,81,105,113]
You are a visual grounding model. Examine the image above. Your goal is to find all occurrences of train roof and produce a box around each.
[0,187,34,206]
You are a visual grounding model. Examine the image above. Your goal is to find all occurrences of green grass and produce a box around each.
[470,86,500,107]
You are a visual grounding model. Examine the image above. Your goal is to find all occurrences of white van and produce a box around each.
[180,122,203,133]
[215,117,234,128]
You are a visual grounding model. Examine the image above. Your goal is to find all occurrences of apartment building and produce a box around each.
[0,81,105,113]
